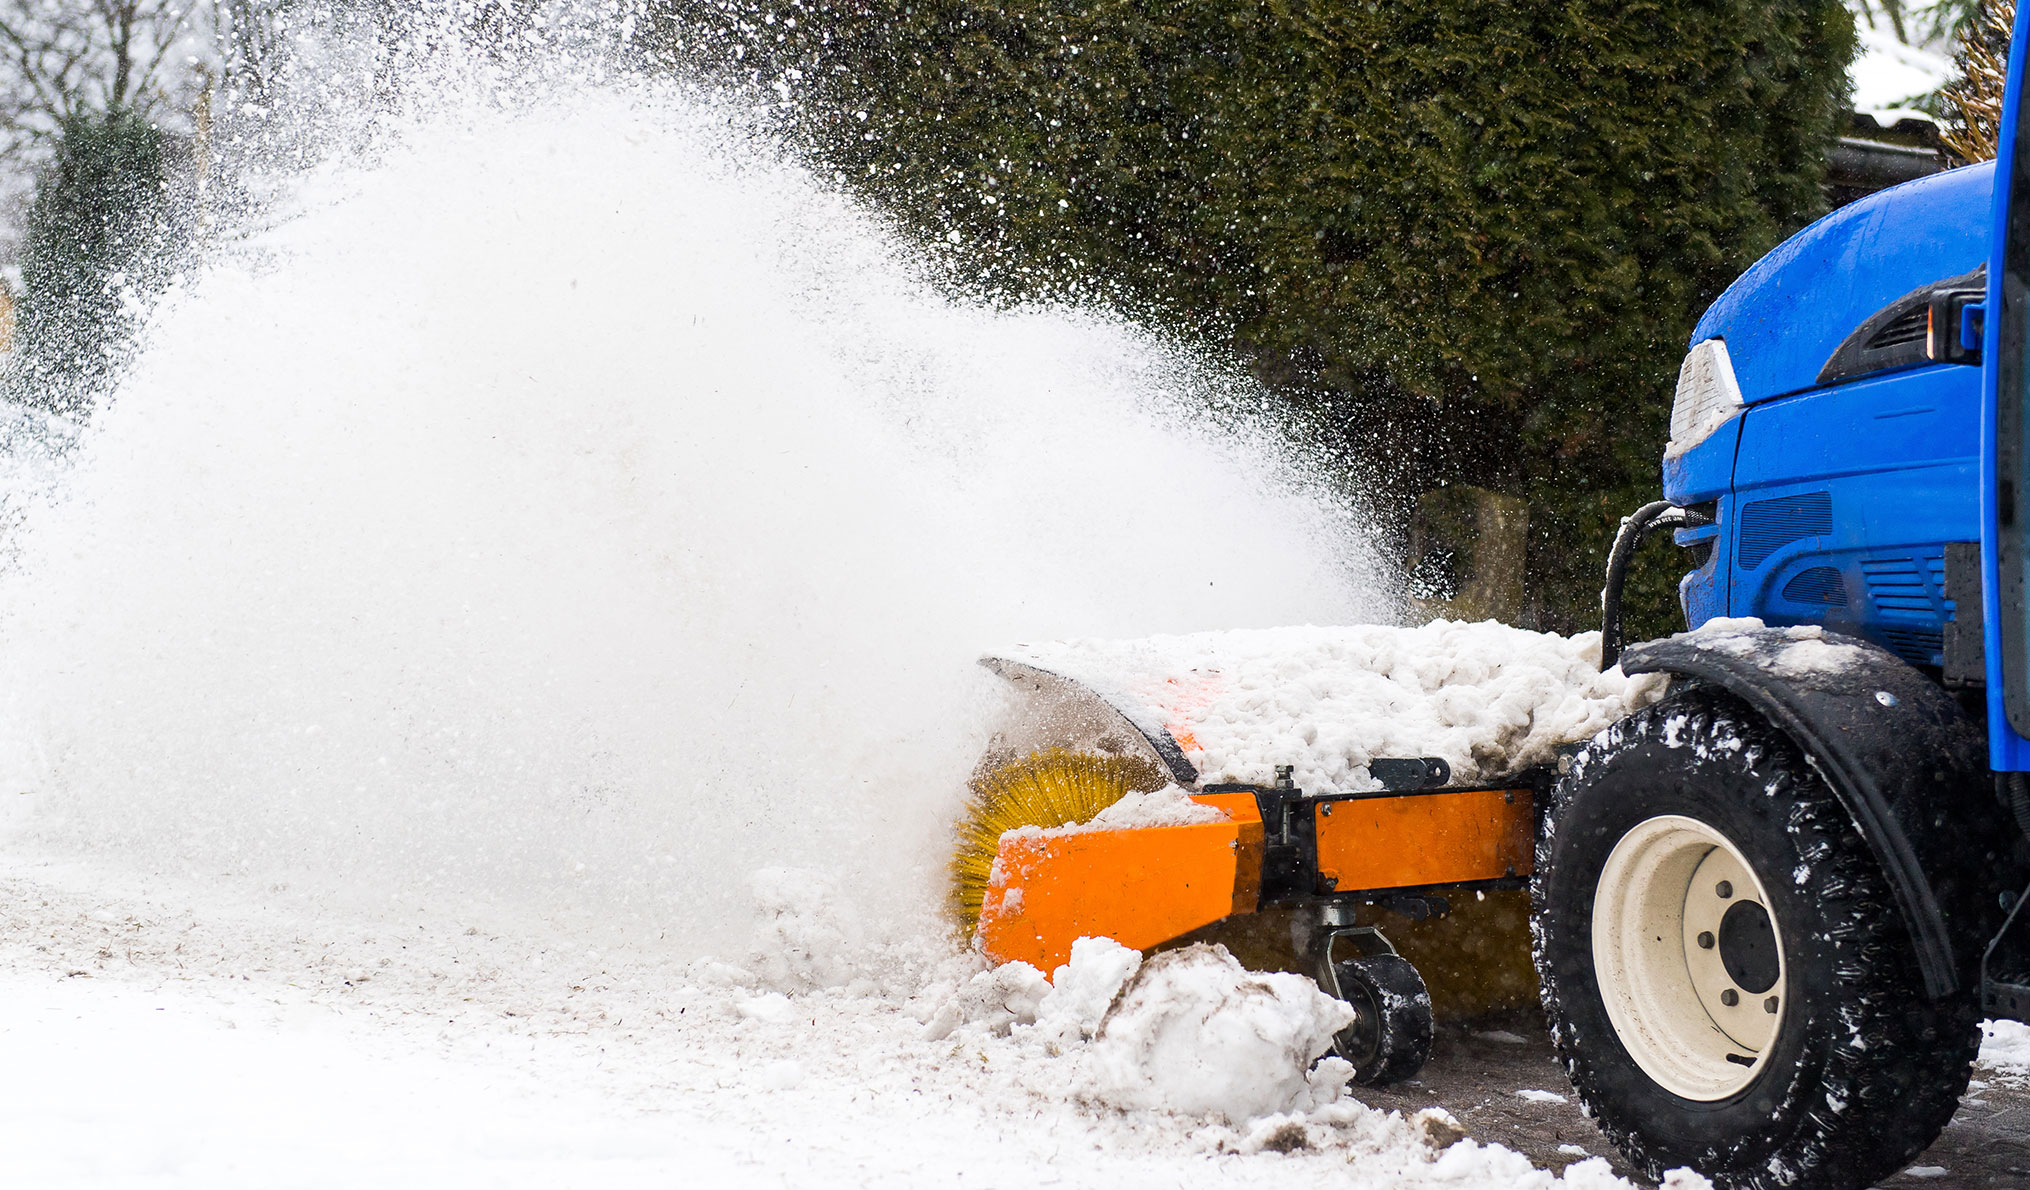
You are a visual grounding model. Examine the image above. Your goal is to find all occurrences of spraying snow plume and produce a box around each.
[0,43,1390,959]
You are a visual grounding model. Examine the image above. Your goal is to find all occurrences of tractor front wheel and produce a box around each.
[1533,690,1978,1190]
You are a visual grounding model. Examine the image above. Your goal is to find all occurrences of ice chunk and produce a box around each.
[1980,1019,2030,1079]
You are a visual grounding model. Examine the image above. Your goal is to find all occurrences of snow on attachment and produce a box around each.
[999,619,1668,792]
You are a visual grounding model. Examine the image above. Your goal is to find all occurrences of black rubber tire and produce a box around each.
[1534,689,1980,1190]
[1330,952,1434,1086]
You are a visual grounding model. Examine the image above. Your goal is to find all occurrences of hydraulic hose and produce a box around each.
[1599,500,1698,672]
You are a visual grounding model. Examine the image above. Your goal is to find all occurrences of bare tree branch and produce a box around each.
[0,0,213,160]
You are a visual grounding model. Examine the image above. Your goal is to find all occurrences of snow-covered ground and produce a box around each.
[11,847,2027,1188]
[1,854,1683,1190]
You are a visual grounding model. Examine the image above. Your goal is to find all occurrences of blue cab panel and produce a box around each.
[1693,163,1991,405]
[1986,0,2030,773]
[1720,363,1980,667]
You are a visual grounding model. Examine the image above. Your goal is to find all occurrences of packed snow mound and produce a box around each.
[924,939,1351,1123]
[1006,620,1668,789]
[1085,945,1354,1122]
[1032,935,1145,1044]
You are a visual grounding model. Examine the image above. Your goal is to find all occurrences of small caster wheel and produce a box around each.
[1329,952,1433,1085]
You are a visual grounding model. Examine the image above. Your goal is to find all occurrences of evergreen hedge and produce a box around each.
[645,1,1856,631]
[13,108,183,419]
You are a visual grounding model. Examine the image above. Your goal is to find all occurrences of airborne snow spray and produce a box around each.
[0,26,1389,961]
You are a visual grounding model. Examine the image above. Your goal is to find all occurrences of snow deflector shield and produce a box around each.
[977,656,1199,786]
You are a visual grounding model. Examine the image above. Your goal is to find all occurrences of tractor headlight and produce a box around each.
[1666,339,1743,459]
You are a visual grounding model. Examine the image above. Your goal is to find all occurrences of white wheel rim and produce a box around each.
[1592,814,1788,1101]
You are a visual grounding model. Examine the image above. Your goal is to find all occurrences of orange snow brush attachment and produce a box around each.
[948,748,1167,934]
[973,790,1264,974]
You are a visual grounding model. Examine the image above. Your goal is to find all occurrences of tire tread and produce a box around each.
[1534,689,1979,1190]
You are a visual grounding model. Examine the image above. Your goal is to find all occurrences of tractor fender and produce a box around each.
[1619,626,2013,999]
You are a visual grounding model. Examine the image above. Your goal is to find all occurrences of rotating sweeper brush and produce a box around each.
[950,625,1656,1084]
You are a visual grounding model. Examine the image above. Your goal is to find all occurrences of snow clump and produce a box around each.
[921,960,1052,1041]
[925,938,1352,1124]
[746,867,864,993]
[1029,935,1145,1044]
[1084,946,1354,1121]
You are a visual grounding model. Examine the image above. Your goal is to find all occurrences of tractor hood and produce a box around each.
[1691,160,1993,404]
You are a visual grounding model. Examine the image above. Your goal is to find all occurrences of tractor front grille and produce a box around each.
[1860,556,1941,616]
[1868,306,1929,351]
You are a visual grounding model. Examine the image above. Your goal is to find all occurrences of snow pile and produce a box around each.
[1084,785,1230,830]
[925,939,1352,1124]
[1084,947,1355,1121]
[1006,620,1667,790]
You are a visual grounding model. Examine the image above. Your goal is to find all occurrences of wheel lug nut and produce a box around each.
[1765,996,1780,1014]
[1720,988,1740,1007]
[1715,880,1733,899]
[1697,931,1715,949]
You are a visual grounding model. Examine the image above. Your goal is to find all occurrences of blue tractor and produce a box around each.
[1532,11,2030,1188]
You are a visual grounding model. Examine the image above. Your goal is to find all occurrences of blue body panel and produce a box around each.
[1662,76,2020,756]
[1692,163,1991,404]
[1985,1,2030,772]
[1728,365,1979,666]
[1658,5,2030,769]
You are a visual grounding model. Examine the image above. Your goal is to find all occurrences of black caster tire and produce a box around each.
[1534,690,1979,1190]
[1330,952,1433,1085]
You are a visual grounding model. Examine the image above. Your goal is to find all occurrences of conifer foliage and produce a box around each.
[14,108,184,418]
[647,1,1856,628]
